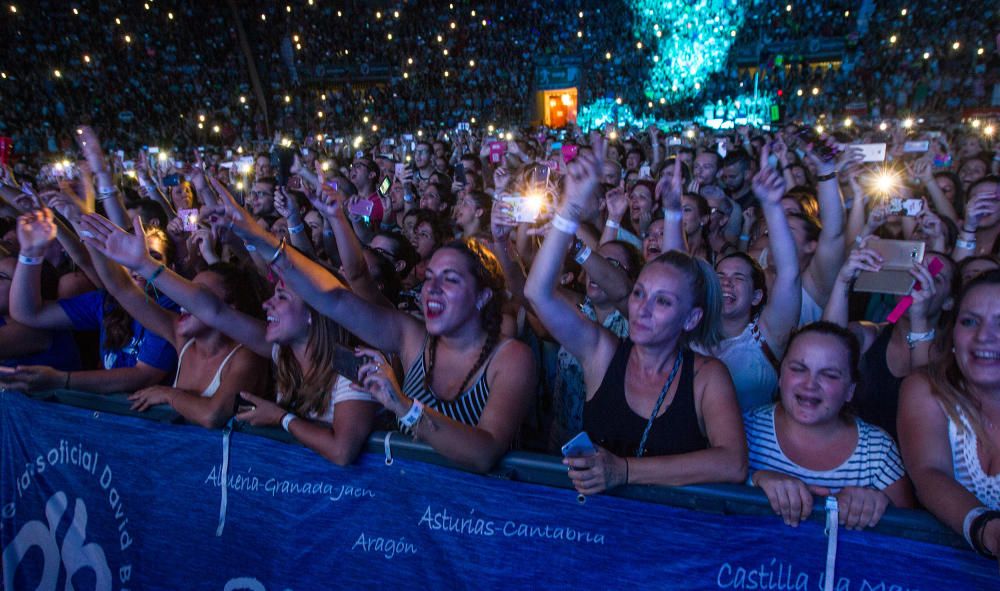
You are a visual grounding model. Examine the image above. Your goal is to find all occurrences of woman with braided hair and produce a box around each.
[222,179,537,473]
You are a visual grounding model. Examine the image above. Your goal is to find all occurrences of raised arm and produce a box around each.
[79,213,271,359]
[524,142,613,365]
[657,157,687,253]
[210,176,423,355]
[9,210,75,330]
[754,148,801,353]
[76,126,129,229]
[78,217,179,347]
[804,143,852,300]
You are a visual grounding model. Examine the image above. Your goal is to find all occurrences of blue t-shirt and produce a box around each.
[58,290,178,372]
[0,316,81,371]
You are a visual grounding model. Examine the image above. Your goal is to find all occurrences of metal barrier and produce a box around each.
[24,388,966,551]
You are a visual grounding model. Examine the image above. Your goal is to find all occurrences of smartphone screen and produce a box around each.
[561,432,596,457]
[376,176,391,198]
[856,143,887,163]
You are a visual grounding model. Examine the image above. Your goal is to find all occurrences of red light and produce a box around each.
[777,89,783,97]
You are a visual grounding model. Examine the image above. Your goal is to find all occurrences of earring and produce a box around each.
[476,301,484,311]
[307,315,313,326]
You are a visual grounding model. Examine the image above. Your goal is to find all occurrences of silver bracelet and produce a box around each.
[965,507,988,548]
[955,238,976,251]
[280,412,297,432]
[551,214,579,235]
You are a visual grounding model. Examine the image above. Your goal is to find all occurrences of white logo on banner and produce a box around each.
[2,491,112,591]
[223,577,294,591]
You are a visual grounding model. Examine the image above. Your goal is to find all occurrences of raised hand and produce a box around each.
[836,239,882,285]
[605,187,628,221]
[78,214,153,271]
[656,156,684,210]
[274,187,296,219]
[491,200,516,242]
[74,125,108,172]
[752,145,786,207]
[907,260,937,324]
[17,208,58,256]
[560,135,604,221]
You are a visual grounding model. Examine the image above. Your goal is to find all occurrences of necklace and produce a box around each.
[635,351,684,458]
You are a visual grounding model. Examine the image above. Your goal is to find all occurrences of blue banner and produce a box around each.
[1,392,995,590]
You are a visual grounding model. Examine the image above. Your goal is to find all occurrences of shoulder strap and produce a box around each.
[751,319,781,372]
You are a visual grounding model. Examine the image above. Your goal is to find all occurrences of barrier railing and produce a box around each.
[20,388,965,549]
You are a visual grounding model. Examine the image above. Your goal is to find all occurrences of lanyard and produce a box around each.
[635,350,684,458]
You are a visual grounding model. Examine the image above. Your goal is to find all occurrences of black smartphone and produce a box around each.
[454,162,465,186]
[271,146,295,187]
[794,126,839,162]
[333,344,367,382]
[376,176,391,198]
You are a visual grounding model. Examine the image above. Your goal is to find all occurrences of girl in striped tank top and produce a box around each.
[239,217,537,473]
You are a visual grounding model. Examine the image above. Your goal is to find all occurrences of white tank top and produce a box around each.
[172,339,244,398]
[949,406,1000,509]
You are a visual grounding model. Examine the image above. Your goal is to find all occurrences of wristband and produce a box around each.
[955,238,977,251]
[604,219,621,230]
[147,264,166,286]
[280,412,297,432]
[965,507,988,548]
[816,171,837,182]
[97,186,118,195]
[403,193,415,203]
[268,237,287,265]
[905,328,936,349]
[663,209,683,222]
[551,214,579,235]
[244,243,257,252]
[574,245,593,265]
[739,234,750,242]
[17,253,44,266]
[970,510,1000,558]
[400,400,424,428]
[287,223,305,235]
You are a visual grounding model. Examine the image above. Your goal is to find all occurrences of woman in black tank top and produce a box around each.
[525,144,747,497]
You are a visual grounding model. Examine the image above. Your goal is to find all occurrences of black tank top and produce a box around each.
[855,325,903,440]
[583,340,707,457]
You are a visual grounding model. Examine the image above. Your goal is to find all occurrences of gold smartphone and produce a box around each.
[853,239,925,295]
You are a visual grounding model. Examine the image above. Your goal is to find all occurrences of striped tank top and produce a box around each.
[400,338,508,428]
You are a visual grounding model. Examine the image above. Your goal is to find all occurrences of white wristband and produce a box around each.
[18,253,44,266]
[574,245,593,265]
[663,209,683,222]
[604,219,621,230]
[400,400,424,428]
[244,243,257,252]
[965,507,988,548]
[551,214,579,235]
[281,413,297,432]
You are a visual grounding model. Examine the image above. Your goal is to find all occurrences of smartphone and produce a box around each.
[900,198,923,216]
[561,144,579,164]
[333,344,367,381]
[402,134,414,142]
[386,138,396,146]
[853,239,925,295]
[376,176,391,198]
[856,143,887,163]
[794,127,839,161]
[489,142,506,164]
[348,198,374,218]
[561,432,596,458]
[162,174,181,187]
[639,164,652,179]
[903,141,930,153]
[148,147,160,155]
[178,208,199,231]
[271,146,294,187]
[454,162,465,186]
[235,393,255,411]
[394,163,405,178]
[501,195,543,223]
[301,147,310,157]
[668,136,683,147]
[457,122,470,132]
[716,140,728,159]
[287,175,303,191]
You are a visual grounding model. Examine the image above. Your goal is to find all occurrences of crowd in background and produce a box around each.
[1,0,1000,565]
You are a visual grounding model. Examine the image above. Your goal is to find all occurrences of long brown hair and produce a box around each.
[928,269,1000,444]
[275,307,350,417]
